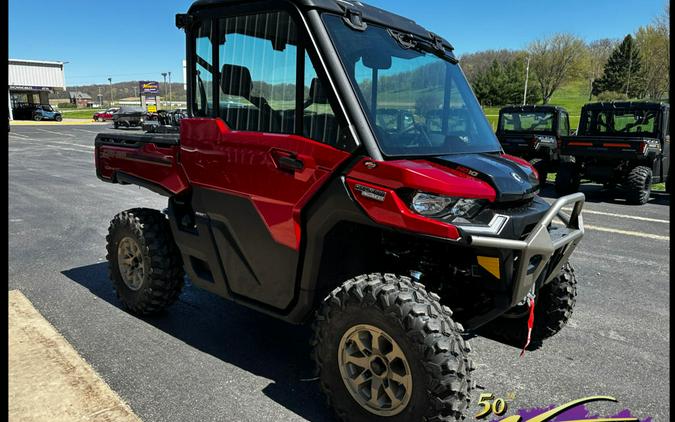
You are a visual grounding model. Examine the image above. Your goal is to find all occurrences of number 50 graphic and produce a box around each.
[476,394,640,422]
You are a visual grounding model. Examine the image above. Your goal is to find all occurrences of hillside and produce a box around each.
[53,81,187,102]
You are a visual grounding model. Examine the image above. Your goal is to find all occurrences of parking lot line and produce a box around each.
[584,224,669,240]
[32,128,75,137]
[563,207,669,224]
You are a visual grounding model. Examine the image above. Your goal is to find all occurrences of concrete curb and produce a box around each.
[9,290,142,422]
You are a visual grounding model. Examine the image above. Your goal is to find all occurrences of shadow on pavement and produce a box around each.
[62,263,336,422]
[538,182,670,206]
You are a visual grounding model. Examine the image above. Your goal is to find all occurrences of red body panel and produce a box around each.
[180,118,351,250]
[345,178,463,240]
[345,158,500,241]
[347,158,497,201]
[95,142,190,195]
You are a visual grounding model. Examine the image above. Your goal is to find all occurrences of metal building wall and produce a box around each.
[8,60,65,89]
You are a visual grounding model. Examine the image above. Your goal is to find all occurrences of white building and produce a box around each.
[8,59,66,120]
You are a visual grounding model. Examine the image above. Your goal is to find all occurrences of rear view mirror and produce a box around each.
[362,52,392,70]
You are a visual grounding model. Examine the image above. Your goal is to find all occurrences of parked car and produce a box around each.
[112,106,146,129]
[93,108,119,122]
[12,103,63,121]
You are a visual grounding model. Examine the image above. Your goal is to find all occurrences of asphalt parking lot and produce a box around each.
[9,124,670,421]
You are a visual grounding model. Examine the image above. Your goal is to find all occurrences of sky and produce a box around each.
[9,0,667,87]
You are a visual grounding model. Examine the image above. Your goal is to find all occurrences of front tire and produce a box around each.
[480,264,577,350]
[625,165,652,205]
[312,274,474,422]
[555,162,580,195]
[106,208,184,315]
[529,158,548,187]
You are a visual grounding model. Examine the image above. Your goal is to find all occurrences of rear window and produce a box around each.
[581,109,659,137]
[499,112,555,132]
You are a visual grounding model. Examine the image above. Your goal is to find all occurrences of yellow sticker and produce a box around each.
[477,256,500,279]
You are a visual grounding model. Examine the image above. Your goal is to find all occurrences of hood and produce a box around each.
[432,153,539,202]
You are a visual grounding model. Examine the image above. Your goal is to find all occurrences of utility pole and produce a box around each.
[523,56,530,106]
[108,78,113,106]
[161,73,168,107]
[168,71,172,108]
[98,86,103,108]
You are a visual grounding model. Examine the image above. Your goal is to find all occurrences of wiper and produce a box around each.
[387,29,457,63]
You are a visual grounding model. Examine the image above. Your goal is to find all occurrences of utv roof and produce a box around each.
[187,0,453,50]
[499,105,567,113]
[581,101,670,111]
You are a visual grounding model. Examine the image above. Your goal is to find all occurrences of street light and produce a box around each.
[168,71,172,108]
[108,77,113,106]
[161,73,167,107]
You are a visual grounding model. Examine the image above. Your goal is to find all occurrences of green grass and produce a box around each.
[57,108,104,120]
[483,79,592,131]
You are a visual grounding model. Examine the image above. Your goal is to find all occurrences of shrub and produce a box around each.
[595,91,629,102]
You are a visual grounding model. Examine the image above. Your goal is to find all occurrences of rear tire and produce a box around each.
[33,114,42,121]
[106,208,184,315]
[480,264,577,350]
[312,273,474,422]
[529,158,548,187]
[625,165,652,205]
[54,115,62,122]
[555,162,580,195]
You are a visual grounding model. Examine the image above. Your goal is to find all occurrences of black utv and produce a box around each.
[496,105,571,185]
[556,102,670,204]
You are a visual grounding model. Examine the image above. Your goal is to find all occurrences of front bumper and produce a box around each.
[458,193,585,306]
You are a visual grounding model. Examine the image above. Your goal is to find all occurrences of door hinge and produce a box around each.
[343,8,367,31]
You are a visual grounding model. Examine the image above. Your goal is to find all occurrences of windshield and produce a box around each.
[581,109,660,137]
[323,15,501,157]
[499,112,555,133]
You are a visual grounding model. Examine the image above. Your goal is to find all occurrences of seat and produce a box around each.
[220,64,280,132]
[303,78,341,147]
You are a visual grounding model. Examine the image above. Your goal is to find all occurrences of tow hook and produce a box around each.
[520,289,537,357]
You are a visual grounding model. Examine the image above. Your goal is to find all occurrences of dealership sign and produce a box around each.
[9,86,52,92]
[139,81,160,95]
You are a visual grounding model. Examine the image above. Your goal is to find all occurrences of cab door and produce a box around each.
[179,7,354,311]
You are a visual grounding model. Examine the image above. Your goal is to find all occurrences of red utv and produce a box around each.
[94,1,585,420]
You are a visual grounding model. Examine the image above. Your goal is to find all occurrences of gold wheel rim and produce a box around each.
[337,324,413,416]
[117,237,145,291]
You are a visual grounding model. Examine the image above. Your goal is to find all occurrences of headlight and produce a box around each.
[409,191,485,221]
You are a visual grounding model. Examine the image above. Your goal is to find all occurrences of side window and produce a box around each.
[559,112,570,135]
[216,11,353,149]
[193,21,214,117]
[303,52,350,148]
[218,12,297,134]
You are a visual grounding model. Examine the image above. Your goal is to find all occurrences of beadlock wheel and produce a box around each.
[338,324,413,416]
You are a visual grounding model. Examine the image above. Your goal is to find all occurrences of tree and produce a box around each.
[581,39,618,100]
[635,4,670,99]
[471,57,540,106]
[592,34,645,98]
[527,33,586,104]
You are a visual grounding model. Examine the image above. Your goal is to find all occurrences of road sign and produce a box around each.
[139,81,160,95]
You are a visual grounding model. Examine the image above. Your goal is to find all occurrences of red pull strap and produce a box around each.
[520,296,536,357]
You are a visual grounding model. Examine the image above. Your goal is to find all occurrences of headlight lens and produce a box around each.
[410,192,485,221]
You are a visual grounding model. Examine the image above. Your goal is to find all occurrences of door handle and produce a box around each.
[270,149,304,172]
[278,155,304,172]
